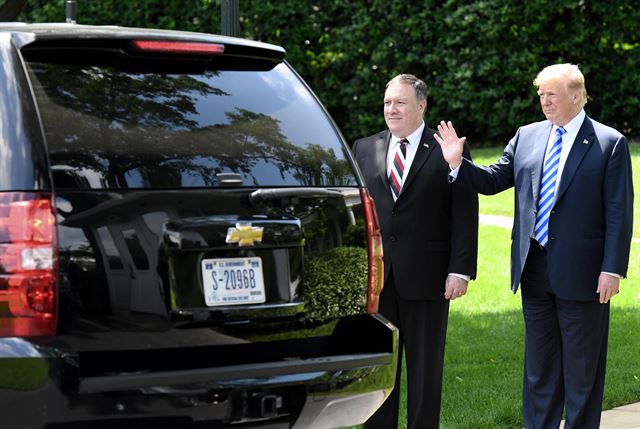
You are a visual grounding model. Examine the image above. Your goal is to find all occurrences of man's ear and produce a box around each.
[572,91,580,104]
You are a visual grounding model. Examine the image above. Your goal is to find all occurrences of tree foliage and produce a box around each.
[19,0,640,144]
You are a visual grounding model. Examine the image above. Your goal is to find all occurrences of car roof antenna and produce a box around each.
[65,0,76,24]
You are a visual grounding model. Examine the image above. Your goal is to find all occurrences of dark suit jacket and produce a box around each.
[352,126,478,300]
[456,116,634,300]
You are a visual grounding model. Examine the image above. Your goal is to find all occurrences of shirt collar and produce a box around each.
[554,109,585,136]
[391,121,425,147]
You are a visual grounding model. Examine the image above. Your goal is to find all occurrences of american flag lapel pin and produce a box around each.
[582,139,589,145]
[423,143,429,148]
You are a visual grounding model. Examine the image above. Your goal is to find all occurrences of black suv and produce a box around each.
[0,19,398,429]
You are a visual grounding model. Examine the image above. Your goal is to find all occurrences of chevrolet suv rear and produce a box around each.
[0,22,397,429]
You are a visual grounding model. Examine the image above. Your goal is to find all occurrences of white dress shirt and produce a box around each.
[386,121,424,188]
[547,109,585,193]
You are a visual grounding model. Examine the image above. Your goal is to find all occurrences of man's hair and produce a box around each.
[533,63,588,108]
[386,74,427,102]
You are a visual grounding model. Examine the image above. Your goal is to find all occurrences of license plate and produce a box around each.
[201,257,266,306]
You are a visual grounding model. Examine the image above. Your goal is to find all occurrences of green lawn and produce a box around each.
[349,142,640,428]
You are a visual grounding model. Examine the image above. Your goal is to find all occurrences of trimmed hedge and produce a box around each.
[303,246,368,323]
[19,0,639,144]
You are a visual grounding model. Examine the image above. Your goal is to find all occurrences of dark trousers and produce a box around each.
[364,273,450,429]
[520,241,610,429]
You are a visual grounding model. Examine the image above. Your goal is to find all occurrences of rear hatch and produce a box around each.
[16,33,383,353]
[0,27,395,428]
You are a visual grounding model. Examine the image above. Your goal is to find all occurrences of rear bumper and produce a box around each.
[79,352,392,394]
[0,314,398,428]
[293,390,387,428]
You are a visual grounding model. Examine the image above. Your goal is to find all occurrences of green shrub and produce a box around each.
[303,246,368,323]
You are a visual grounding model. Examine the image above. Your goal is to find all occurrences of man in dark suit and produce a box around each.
[436,63,634,429]
[352,74,478,429]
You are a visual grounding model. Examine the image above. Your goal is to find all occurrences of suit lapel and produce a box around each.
[555,117,595,203]
[374,131,391,190]
[531,122,552,208]
[399,127,437,198]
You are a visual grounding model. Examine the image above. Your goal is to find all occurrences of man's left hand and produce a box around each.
[445,275,468,300]
[596,273,620,304]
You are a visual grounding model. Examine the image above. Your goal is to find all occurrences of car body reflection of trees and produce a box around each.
[32,64,356,190]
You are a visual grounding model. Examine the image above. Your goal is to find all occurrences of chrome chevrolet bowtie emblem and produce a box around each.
[226,223,264,246]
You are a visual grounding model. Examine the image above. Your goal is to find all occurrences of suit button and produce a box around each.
[391,236,397,242]
[391,210,396,216]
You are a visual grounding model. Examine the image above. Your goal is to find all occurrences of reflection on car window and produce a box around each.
[96,226,123,269]
[122,229,150,270]
[26,62,356,189]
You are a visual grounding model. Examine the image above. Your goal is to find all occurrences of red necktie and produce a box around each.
[389,138,408,199]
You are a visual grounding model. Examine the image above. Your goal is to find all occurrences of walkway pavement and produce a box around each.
[479,213,513,229]
[561,402,640,428]
[479,214,640,428]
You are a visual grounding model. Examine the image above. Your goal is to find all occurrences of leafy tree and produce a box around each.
[18,0,640,144]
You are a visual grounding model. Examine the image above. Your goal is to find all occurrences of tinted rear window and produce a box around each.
[25,58,356,189]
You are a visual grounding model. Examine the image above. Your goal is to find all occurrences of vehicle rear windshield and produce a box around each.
[24,56,356,189]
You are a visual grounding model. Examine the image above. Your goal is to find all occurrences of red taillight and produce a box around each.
[360,188,384,314]
[0,192,58,336]
[132,40,225,55]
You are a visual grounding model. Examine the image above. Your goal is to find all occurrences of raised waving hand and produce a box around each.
[434,121,466,170]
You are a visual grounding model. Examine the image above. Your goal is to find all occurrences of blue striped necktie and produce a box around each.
[534,127,566,247]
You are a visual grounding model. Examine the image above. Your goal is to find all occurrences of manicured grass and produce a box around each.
[347,142,640,428]
[441,225,523,429]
